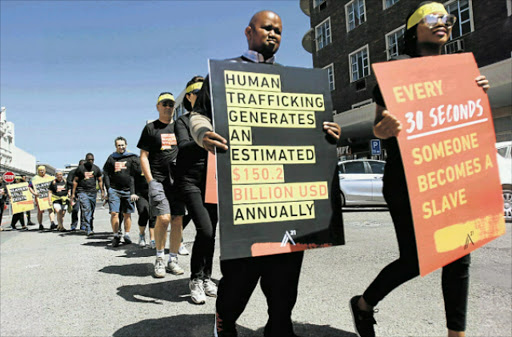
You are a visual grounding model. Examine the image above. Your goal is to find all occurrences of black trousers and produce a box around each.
[0,200,4,225]
[135,195,156,229]
[71,198,80,228]
[216,251,304,337]
[11,212,25,228]
[182,191,217,280]
[362,174,470,332]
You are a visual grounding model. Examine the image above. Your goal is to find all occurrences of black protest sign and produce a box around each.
[209,60,344,261]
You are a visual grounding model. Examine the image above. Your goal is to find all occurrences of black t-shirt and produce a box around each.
[175,113,208,193]
[137,119,179,183]
[0,182,7,202]
[50,179,68,197]
[103,153,137,193]
[66,168,77,190]
[75,164,102,193]
[132,157,149,197]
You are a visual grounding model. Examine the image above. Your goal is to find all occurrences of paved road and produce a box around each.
[1,206,510,337]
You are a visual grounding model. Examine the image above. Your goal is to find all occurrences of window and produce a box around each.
[445,0,474,39]
[313,0,326,8]
[323,63,335,91]
[385,25,405,60]
[349,45,370,82]
[368,161,385,174]
[384,0,400,9]
[343,161,366,174]
[351,99,373,109]
[346,0,366,32]
[315,17,332,51]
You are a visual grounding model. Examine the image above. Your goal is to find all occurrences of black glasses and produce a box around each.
[421,14,457,28]
[161,101,174,107]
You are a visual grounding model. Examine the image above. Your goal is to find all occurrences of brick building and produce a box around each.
[300,0,512,158]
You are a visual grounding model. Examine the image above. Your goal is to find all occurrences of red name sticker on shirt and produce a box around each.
[115,161,127,172]
[84,172,94,180]
[161,134,177,150]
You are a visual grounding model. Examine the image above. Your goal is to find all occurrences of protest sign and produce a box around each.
[204,152,218,204]
[6,182,34,214]
[33,177,54,211]
[373,53,505,276]
[209,60,344,261]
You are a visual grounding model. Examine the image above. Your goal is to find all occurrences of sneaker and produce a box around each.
[149,240,156,249]
[189,279,206,304]
[70,227,76,231]
[39,225,45,231]
[87,230,94,236]
[50,223,57,230]
[112,235,121,247]
[203,278,218,297]
[178,244,190,255]
[154,257,166,278]
[350,295,377,337]
[27,222,36,226]
[138,235,146,247]
[166,257,184,275]
[123,234,132,244]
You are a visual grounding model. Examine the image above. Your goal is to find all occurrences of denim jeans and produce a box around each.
[78,192,96,233]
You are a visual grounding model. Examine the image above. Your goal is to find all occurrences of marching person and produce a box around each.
[189,10,341,337]
[21,176,35,226]
[137,92,186,277]
[28,166,56,230]
[67,160,85,231]
[49,171,70,231]
[132,156,157,249]
[0,175,6,229]
[71,153,104,236]
[103,136,138,247]
[348,3,490,337]
[175,75,218,304]
[8,176,28,230]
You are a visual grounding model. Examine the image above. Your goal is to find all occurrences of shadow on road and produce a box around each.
[99,263,154,277]
[116,278,192,304]
[113,314,358,337]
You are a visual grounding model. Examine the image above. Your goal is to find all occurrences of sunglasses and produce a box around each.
[160,101,174,107]
[421,13,457,28]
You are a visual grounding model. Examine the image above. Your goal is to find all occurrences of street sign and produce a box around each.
[2,171,15,183]
[370,139,381,155]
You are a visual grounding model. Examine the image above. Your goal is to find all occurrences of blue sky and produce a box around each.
[0,0,313,169]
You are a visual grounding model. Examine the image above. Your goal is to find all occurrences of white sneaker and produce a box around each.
[178,244,190,255]
[123,233,132,244]
[166,257,184,275]
[138,235,146,247]
[203,278,218,297]
[189,279,206,304]
[150,240,156,249]
[154,257,166,278]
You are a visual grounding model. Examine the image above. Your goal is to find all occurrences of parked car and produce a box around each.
[338,159,386,206]
[497,141,512,222]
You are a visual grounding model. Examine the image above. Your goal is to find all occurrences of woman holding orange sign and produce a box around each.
[349,2,490,337]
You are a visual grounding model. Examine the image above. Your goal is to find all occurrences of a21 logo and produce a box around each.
[281,230,296,247]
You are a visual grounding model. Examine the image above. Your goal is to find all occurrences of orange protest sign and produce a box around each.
[373,53,505,276]
[204,152,218,204]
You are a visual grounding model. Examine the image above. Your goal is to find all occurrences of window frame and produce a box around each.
[313,0,327,8]
[348,44,370,83]
[315,17,332,51]
[385,25,405,60]
[383,0,400,9]
[444,0,474,39]
[345,0,367,32]
[323,63,335,91]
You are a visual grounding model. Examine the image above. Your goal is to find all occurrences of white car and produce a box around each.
[338,159,386,206]
[497,141,512,222]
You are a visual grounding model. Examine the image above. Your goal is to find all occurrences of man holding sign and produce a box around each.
[190,10,341,337]
[349,3,499,337]
[29,165,56,231]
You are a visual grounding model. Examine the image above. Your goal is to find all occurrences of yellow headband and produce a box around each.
[186,82,203,94]
[37,165,46,171]
[407,2,447,30]
[157,93,175,103]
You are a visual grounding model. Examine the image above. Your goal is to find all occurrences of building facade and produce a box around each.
[0,107,36,176]
[301,0,512,158]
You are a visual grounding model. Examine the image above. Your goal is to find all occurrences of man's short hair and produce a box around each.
[78,159,85,165]
[85,153,94,158]
[115,136,127,145]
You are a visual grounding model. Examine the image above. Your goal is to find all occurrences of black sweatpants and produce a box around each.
[182,191,217,280]
[11,212,25,228]
[216,251,304,337]
[362,174,470,332]
[135,195,156,229]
